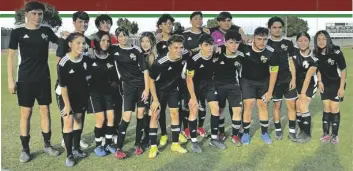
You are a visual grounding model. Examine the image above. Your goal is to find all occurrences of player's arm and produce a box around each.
[58,64,71,116]
[186,57,199,109]
[48,27,59,44]
[56,37,68,64]
[336,50,347,97]
[266,52,280,101]
[288,41,296,89]
[148,62,161,112]
[7,29,18,94]
[317,70,324,93]
[136,49,150,101]
[301,66,317,95]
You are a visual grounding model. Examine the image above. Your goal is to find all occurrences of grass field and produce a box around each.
[1,49,353,171]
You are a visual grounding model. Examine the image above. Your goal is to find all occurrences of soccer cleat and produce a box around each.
[94,146,108,157]
[191,142,202,153]
[115,149,127,159]
[197,127,207,137]
[159,135,168,146]
[296,133,311,143]
[330,135,339,144]
[19,150,31,163]
[296,130,305,139]
[232,135,242,147]
[65,155,75,167]
[183,128,191,139]
[171,143,188,154]
[261,133,273,144]
[43,146,60,156]
[275,131,283,140]
[148,145,159,159]
[288,133,298,142]
[179,133,188,144]
[135,146,144,156]
[218,133,227,142]
[209,139,227,150]
[106,144,117,153]
[72,149,87,158]
[320,134,330,143]
[80,140,89,149]
[113,135,118,144]
[241,133,251,145]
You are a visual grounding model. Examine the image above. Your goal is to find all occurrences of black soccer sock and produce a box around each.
[143,115,151,143]
[232,120,241,136]
[331,112,340,136]
[149,128,158,146]
[81,113,86,129]
[289,120,296,135]
[189,119,198,142]
[211,115,220,140]
[117,120,129,149]
[182,110,189,130]
[296,113,304,131]
[94,127,104,147]
[171,125,180,143]
[72,129,82,150]
[114,105,122,135]
[60,117,64,133]
[274,121,282,132]
[198,109,206,128]
[218,115,225,134]
[105,126,115,146]
[42,131,52,148]
[20,135,30,152]
[135,118,144,146]
[301,112,311,136]
[260,120,269,135]
[243,122,251,134]
[322,112,330,135]
[179,108,185,129]
[63,132,73,157]
[159,111,167,135]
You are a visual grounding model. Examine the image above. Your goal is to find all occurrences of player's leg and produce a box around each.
[320,84,333,143]
[104,95,116,153]
[272,84,283,140]
[72,111,87,158]
[257,99,272,144]
[329,83,344,144]
[62,112,75,167]
[134,88,146,156]
[284,87,299,142]
[228,84,242,146]
[188,92,202,153]
[296,96,312,143]
[240,79,256,144]
[158,103,168,146]
[113,88,123,141]
[216,84,227,142]
[142,96,151,148]
[295,99,304,137]
[197,97,207,137]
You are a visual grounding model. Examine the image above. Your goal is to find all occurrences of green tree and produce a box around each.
[15,2,62,31]
[281,16,309,37]
[207,18,218,28]
[116,18,139,35]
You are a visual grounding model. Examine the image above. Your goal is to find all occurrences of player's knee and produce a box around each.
[170,109,179,119]
[323,104,331,113]
[39,105,49,114]
[330,103,340,113]
[273,101,281,110]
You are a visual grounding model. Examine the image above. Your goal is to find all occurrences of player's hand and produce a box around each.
[62,105,72,117]
[150,100,160,113]
[299,93,308,104]
[337,88,345,98]
[188,98,199,111]
[60,31,70,38]
[289,79,296,90]
[202,27,210,34]
[141,89,149,102]
[8,80,16,94]
[262,92,272,104]
[318,81,324,93]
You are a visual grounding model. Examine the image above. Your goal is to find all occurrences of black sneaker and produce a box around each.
[191,142,202,153]
[275,131,283,140]
[288,133,298,142]
[19,149,31,163]
[73,149,87,158]
[296,134,312,143]
[43,146,60,156]
[209,139,226,150]
[65,155,75,167]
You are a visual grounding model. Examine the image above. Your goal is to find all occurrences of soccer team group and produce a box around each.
[7,1,347,167]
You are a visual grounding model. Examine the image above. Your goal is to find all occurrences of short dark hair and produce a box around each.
[73,11,90,22]
[314,30,340,55]
[91,31,111,52]
[267,16,285,28]
[66,32,85,43]
[95,14,113,29]
[225,30,242,42]
[115,27,129,37]
[157,14,175,26]
[167,34,184,46]
[190,11,203,20]
[198,34,214,45]
[254,27,269,37]
[296,32,311,41]
[216,12,232,21]
[24,1,45,12]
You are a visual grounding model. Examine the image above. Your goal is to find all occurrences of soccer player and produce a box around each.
[292,32,318,143]
[266,17,298,141]
[57,33,90,167]
[148,34,191,158]
[95,14,118,45]
[181,11,208,139]
[87,31,119,156]
[314,30,347,144]
[7,1,60,163]
[186,34,227,153]
[215,30,244,146]
[239,27,279,145]
[56,11,91,150]
[110,28,149,158]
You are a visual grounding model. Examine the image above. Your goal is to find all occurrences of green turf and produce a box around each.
[1,49,353,171]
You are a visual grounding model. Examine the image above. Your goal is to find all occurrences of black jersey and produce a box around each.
[266,37,295,83]
[9,26,58,82]
[214,50,244,84]
[182,30,205,51]
[109,44,147,88]
[156,40,169,57]
[186,51,217,81]
[292,48,318,86]
[316,48,347,84]
[237,44,280,81]
[149,49,190,91]
[87,54,119,94]
[56,36,91,58]
[57,54,91,104]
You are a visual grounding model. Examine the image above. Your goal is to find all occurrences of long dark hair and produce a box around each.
[140,31,157,67]
[313,30,340,55]
[91,30,111,53]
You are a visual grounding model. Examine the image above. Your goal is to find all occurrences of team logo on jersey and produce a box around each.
[234,61,241,67]
[303,61,309,69]
[107,63,114,69]
[130,53,137,61]
[83,62,87,70]
[281,44,288,51]
[41,33,48,41]
[213,57,219,63]
[327,58,335,65]
[260,56,268,63]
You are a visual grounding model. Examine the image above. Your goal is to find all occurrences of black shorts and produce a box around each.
[296,85,317,98]
[272,81,298,101]
[87,92,114,114]
[240,78,269,100]
[321,81,346,102]
[55,83,88,115]
[216,82,242,108]
[157,88,180,109]
[123,82,146,112]
[195,80,218,103]
[17,78,52,108]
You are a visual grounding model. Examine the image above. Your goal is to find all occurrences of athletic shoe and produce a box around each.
[320,134,330,143]
[232,135,242,147]
[241,133,250,145]
[261,133,273,144]
[209,139,226,150]
[330,135,339,144]
[296,131,305,139]
[218,133,227,142]
[179,133,188,144]
[43,146,60,156]
[106,144,117,153]
[288,133,298,142]
[19,150,31,163]
[191,142,202,153]
[296,133,311,143]
[65,155,75,167]
[80,140,89,149]
[115,149,127,159]
[148,145,159,159]
[275,130,283,140]
[183,128,191,139]
[72,149,87,158]
[135,146,144,156]
[171,143,188,154]
[94,146,108,157]
[197,127,207,137]
[159,135,168,146]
